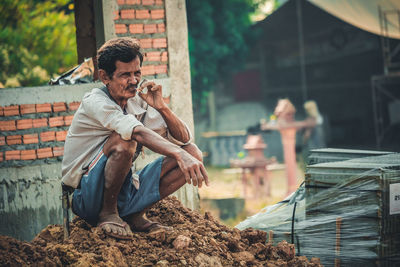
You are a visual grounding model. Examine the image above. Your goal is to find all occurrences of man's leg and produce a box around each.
[99,132,137,237]
[127,143,203,230]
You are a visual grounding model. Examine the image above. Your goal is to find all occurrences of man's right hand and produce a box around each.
[175,150,209,188]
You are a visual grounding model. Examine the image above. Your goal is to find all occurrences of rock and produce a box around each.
[173,235,191,250]
[155,260,169,267]
[232,251,255,262]
[195,253,222,267]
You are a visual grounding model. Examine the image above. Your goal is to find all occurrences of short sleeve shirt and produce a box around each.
[61,87,191,188]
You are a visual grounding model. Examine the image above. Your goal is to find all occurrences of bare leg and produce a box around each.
[99,132,136,237]
[127,143,203,230]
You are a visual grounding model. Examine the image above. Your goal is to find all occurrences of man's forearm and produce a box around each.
[157,106,190,143]
[131,125,183,159]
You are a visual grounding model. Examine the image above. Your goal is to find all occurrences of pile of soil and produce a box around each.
[0,197,321,266]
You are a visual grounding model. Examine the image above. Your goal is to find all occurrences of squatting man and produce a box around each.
[61,37,209,239]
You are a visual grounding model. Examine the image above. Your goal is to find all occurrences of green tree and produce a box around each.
[0,0,77,88]
[186,0,260,114]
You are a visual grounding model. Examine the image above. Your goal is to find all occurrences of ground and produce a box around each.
[199,164,305,226]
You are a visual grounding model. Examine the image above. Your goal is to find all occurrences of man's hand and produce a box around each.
[176,150,209,188]
[138,80,167,110]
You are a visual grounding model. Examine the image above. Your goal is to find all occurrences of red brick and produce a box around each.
[142,0,154,5]
[157,23,165,33]
[33,118,48,128]
[114,10,120,20]
[36,103,52,113]
[115,24,127,34]
[6,135,22,145]
[23,134,39,144]
[139,38,152,49]
[126,0,140,4]
[64,115,74,126]
[136,9,150,19]
[161,51,168,62]
[21,150,36,160]
[40,131,56,142]
[155,64,168,74]
[0,136,5,146]
[49,117,64,127]
[53,146,64,157]
[17,119,33,130]
[3,105,19,116]
[144,24,157,34]
[155,0,163,5]
[20,104,36,115]
[56,131,67,142]
[68,102,81,111]
[150,9,164,19]
[53,102,67,112]
[0,107,3,116]
[5,150,20,160]
[153,38,167,48]
[37,147,53,159]
[121,9,135,19]
[145,51,161,62]
[117,0,125,5]
[129,24,144,34]
[142,65,156,76]
[0,152,3,162]
[0,120,16,131]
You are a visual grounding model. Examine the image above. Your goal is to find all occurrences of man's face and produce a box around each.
[104,57,142,103]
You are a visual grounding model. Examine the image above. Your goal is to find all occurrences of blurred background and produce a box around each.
[1,0,400,226]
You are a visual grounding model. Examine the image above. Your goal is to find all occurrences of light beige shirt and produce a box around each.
[61,87,191,188]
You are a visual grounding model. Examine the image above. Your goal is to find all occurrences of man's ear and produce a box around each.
[98,69,111,85]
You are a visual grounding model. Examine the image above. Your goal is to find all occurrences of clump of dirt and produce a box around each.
[0,197,321,266]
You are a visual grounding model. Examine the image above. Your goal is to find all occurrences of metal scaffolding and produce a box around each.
[372,6,400,149]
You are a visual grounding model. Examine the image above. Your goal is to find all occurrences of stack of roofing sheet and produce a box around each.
[303,153,400,266]
[307,148,394,165]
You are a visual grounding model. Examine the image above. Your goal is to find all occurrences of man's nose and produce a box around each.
[128,75,138,84]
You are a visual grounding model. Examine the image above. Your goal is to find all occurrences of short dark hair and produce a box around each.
[97,37,144,78]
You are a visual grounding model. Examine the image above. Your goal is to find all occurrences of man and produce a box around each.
[62,37,209,239]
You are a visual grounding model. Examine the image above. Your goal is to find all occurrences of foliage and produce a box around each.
[0,0,77,88]
[186,0,261,115]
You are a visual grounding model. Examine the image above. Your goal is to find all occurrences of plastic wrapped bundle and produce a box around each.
[237,152,400,267]
[307,148,393,165]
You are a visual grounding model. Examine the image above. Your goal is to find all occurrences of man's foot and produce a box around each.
[97,215,133,240]
[128,213,172,233]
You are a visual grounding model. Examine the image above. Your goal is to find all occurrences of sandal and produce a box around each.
[98,221,133,240]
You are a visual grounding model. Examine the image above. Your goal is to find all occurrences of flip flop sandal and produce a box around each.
[131,221,172,233]
[98,221,133,240]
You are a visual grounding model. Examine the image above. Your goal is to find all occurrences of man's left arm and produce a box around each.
[138,81,191,144]
[157,107,190,144]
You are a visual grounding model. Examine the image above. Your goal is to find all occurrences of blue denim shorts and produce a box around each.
[72,149,164,225]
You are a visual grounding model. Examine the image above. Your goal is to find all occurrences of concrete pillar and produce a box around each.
[165,0,199,210]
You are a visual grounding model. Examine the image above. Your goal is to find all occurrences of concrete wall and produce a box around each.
[0,0,198,241]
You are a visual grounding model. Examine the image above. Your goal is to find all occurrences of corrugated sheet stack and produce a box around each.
[303,149,400,266]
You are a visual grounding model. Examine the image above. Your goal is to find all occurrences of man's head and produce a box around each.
[97,38,144,107]
[97,37,143,78]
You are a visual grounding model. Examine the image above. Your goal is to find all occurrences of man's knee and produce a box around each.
[103,132,137,160]
[182,143,203,162]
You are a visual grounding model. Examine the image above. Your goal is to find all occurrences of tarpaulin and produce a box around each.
[308,0,400,39]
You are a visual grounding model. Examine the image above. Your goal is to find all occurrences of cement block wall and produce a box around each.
[0,0,197,241]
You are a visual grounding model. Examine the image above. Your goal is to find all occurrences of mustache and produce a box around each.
[127,84,137,91]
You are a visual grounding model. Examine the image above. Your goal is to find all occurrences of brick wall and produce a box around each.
[114,0,168,78]
[0,102,80,166]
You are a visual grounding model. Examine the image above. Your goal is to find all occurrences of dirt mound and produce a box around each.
[0,197,321,266]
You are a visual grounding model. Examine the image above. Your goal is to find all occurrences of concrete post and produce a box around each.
[165,0,199,210]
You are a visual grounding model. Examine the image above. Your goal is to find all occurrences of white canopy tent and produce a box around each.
[308,0,400,39]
